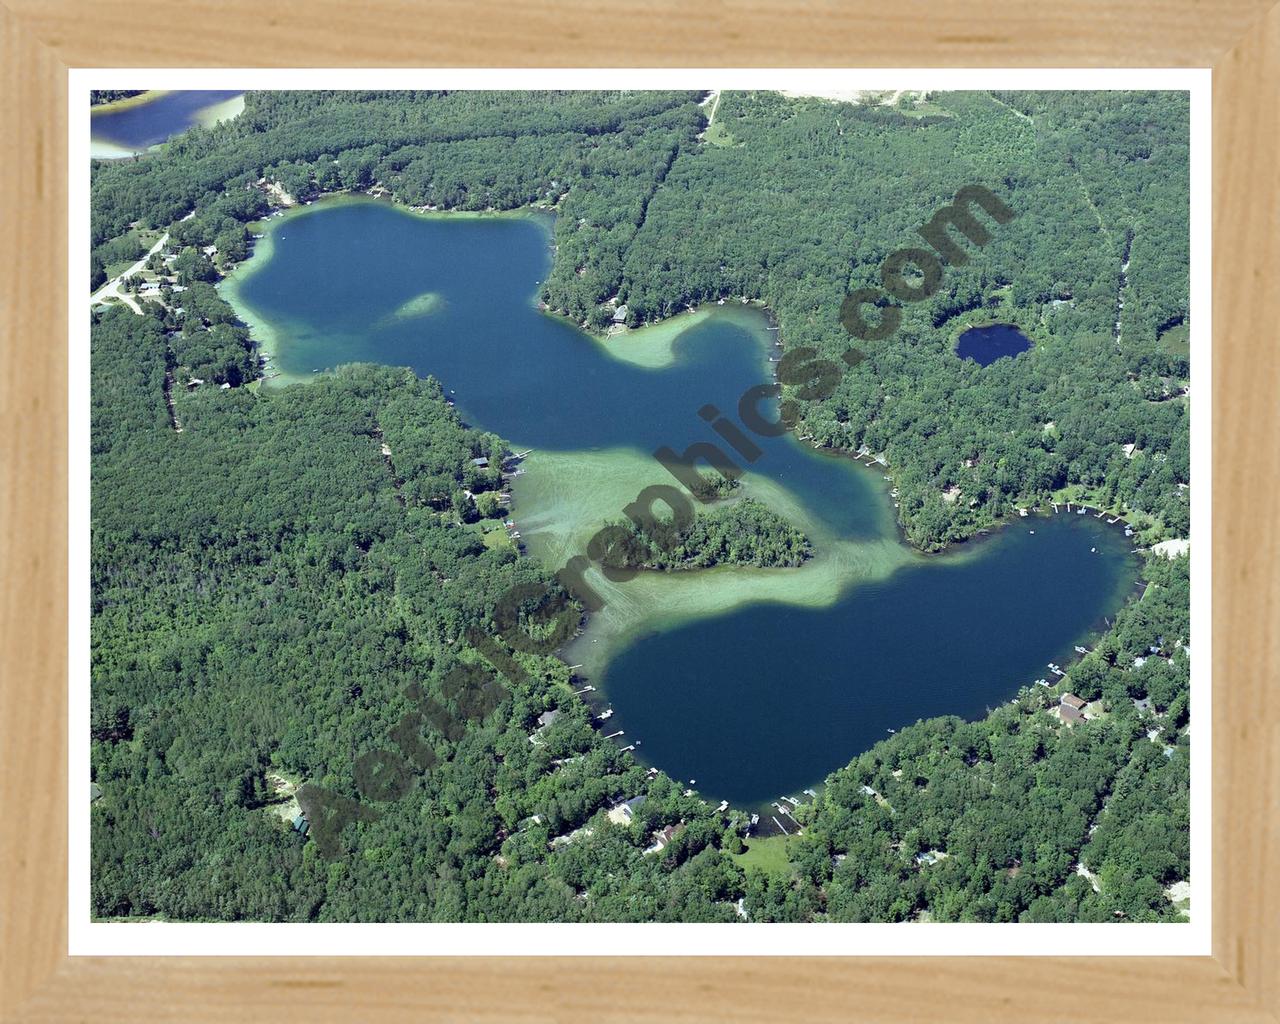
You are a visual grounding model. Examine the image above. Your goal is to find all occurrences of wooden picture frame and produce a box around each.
[2,3,1276,1019]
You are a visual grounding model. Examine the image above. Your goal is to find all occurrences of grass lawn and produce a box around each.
[1157,322,1191,360]
[704,121,737,147]
[731,833,795,875]
[102,226,166,281]
[482,525,516,551]
[895,98,953,119]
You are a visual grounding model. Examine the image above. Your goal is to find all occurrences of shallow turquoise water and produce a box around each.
[226,197,1140,807]
[91,91,243,154]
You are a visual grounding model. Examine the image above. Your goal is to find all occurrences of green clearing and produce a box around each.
[482,526,516,552]
[704,120,737,147]
[731,834,794,874]
[1157,322,1191,359]
[894,96,954,119]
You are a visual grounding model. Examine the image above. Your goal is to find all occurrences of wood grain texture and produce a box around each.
[0,3,69,1021]
[1,0,1277,1020]
[1,0,1278,66]
[1212,3,1280,1012]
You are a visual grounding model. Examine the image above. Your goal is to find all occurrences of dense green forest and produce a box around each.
[603,498,812,571]
[92,88,1189,551]
[91,90,145,106]
[754,553,1190,922]
[91,89,1192,923]
[91,303,1190,923]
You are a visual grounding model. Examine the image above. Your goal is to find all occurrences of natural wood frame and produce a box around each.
[2,3,1277,1020]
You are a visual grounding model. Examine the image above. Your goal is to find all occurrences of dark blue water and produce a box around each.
[956,323,1032,365]
[603,514,1133,802]
[91,91,243,153]
[234,199,886,540]
[227,198,1139,807]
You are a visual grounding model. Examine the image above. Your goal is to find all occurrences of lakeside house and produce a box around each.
[528,708,560,745]
[471,457,489,468]
[549,824,593,849]
[1060,693,1087,711]
[644,823,682,854]
[611,304,629,324]
[1057,704,1086,726]
[606,795,647,826]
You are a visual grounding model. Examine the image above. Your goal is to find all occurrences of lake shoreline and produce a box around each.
[220,190,1151,562]
[209,186,1149,823]
[91,90,245,160]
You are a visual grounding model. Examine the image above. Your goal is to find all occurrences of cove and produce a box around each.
[91,91,245,158]
[956,323,1032,366]
[223,196,1140,809]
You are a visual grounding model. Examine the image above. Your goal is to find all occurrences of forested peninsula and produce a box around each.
[90,89,1191,923]
[606,498,813,571]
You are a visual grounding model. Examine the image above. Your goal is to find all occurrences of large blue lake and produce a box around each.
[225,197,1139,809]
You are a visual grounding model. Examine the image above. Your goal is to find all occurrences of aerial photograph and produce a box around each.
[88,87,1192,925]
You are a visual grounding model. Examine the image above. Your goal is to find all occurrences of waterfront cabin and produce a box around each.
[528,708,560,745]
[1057,704,1086,726]
[1060,693,1087,712]
[606,795,647,826]
[612,304,629,324]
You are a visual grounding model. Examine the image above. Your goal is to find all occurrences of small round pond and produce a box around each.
[956,323,1032,366]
